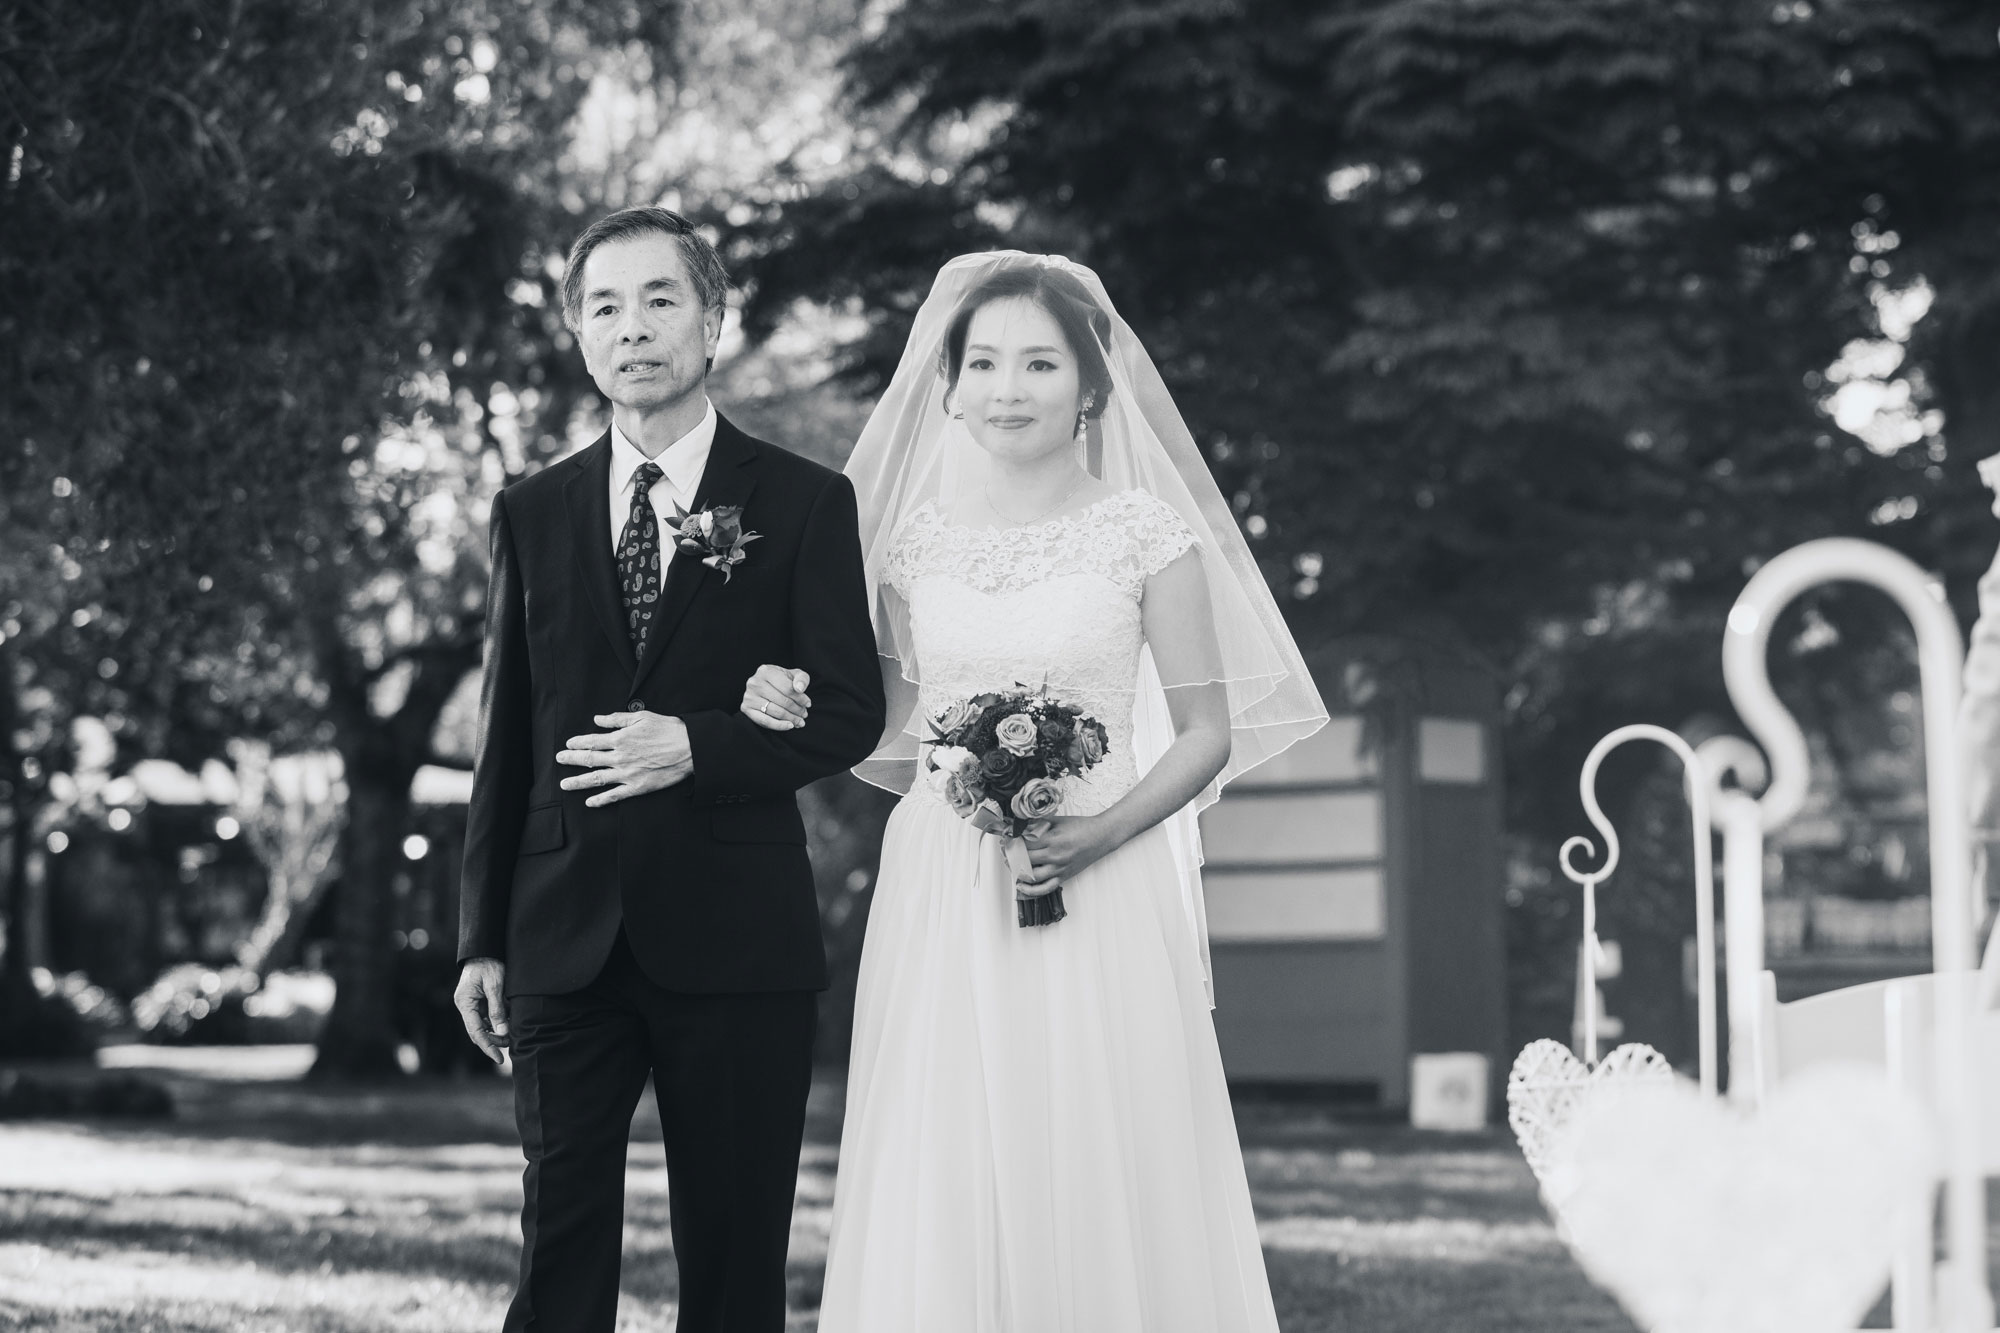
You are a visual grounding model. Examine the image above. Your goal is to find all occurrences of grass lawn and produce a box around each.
[0,1046,1646,1332]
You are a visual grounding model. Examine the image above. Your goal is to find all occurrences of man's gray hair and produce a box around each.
[560,206,730,331]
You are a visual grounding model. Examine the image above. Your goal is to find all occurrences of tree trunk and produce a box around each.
[0,844,35,988]
[308,748,413,1080]
[305,624,479,1080]
[1928,279,2000,625]
[0,645,23,986]
[16,850,49,974]
[0,645,40,987]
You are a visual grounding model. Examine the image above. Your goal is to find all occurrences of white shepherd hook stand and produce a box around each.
[1559,725,1718,1095]
[1716,536,1985,1332]
[1504,725,1709,1195]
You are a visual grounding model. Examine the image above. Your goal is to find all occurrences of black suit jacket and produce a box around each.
[457,415,886,996]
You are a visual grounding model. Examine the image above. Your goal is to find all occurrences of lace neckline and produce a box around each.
[888,485,1196,604]
[920,490,1133,536]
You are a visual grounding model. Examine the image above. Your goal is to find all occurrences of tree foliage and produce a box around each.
[732,0,1998,630]
[724,16,2000,765]
[719,0,2000,1044]
[1,0,674,1072]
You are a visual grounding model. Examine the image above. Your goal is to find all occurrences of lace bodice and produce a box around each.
[886,489,1198,816]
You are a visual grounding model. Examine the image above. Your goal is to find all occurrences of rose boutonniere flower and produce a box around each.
[672,503,761,582]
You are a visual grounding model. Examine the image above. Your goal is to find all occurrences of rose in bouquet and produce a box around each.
[922,686,1111,927]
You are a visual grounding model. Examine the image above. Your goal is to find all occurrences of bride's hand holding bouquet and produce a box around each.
[1013,811,1124,898]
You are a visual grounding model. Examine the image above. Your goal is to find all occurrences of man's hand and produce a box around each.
[454,958,510,1064]
[557,711,693,806]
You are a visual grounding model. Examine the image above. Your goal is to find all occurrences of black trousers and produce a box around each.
[503,930,817,1333]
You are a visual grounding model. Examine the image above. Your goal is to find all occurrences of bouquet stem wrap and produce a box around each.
[1003,835,1065,927]
[970,809,1065,927]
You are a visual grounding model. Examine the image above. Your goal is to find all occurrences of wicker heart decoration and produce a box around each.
[1506,1038,1676,1187]
[1549,1065,1934,1333]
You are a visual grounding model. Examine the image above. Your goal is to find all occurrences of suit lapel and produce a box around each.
[631,414,760,693]
[561,434,639,679]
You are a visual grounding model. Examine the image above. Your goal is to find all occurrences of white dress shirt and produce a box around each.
[608,398,718,556]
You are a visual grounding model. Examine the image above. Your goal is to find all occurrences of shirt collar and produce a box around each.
[610,398,717,501]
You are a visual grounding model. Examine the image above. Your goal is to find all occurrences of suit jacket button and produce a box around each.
[627,699,645,712]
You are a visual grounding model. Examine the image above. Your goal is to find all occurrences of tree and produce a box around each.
[718,0,2000,989]
[1,0,676,1073]
[732,0,1997,615]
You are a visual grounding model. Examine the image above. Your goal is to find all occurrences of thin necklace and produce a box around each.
[985,475,1086,527]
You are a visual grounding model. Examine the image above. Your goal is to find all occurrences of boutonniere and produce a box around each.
[672,503,761,582]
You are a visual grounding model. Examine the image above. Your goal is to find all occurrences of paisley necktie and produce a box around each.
[618,461,665,657]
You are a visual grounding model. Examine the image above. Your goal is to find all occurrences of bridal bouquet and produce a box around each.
[922,686,1110,928]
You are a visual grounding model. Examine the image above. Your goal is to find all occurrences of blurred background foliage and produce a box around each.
[2,0,1996,1072]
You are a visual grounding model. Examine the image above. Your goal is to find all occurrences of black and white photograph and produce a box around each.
[3,1,2000,1329]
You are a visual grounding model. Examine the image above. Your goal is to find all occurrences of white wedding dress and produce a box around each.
[816,489,1281,1333]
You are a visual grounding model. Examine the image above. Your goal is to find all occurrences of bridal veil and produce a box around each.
[842,250,1329,1000]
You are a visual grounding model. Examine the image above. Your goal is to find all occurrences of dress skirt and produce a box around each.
[815,792,1282,1333]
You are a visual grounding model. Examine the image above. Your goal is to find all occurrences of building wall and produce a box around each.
[1204,713,1406,1095]
[1202,648,1505,1105]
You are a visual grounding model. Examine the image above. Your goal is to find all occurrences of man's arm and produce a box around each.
[458,491,532,965]
[681,472,887,799]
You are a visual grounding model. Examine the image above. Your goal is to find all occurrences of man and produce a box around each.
[454,206,885,1333]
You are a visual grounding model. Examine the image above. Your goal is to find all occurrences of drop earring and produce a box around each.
[1074,393,1095,441]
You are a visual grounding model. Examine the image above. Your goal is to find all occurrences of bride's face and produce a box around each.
[956,298,1083,466]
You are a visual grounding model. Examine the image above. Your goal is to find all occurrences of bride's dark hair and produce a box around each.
[937,265,1115,418]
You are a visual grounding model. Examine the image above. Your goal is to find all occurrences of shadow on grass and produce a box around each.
[34,1062,851,1152]
[0,1188,523,1287]
[97,1073,526,1148]
[1268,1249,1640,1333]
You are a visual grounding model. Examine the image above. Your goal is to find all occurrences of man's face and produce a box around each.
[576,233,723,413]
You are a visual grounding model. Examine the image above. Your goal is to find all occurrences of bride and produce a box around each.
[738,253,1326,1331]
